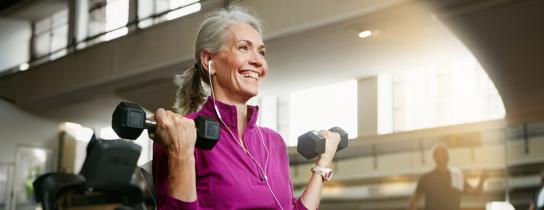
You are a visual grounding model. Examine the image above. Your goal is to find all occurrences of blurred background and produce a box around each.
[0,0,543,209]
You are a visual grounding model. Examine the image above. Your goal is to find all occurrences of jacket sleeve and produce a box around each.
[266,127,311,210]
[153,143,200,210]
[292,191,310,210]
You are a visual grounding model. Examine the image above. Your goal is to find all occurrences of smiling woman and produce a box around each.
[151,5,343,210]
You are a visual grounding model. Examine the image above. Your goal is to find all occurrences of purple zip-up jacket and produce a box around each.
[153,97,309,210]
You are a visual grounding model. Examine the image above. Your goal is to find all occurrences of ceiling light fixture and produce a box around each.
[358,30,372,39]
[19,63,29,71]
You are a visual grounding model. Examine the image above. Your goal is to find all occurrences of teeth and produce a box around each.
[241,72,259,80]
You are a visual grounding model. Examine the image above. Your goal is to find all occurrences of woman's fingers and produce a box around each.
[318,130,341,144]
[316,130,342,167]
[151,108,197,156]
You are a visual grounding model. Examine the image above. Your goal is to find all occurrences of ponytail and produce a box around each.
[173,63,210,114]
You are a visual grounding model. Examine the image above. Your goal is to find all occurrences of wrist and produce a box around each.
[167,149,195,162]
[316,159,332,168]
[311,164,333,182]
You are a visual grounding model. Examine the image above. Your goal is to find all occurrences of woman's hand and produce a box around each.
[150,108,198,201]
[315,130,341,167]
[299,130,341,209]
[151,108,197,158]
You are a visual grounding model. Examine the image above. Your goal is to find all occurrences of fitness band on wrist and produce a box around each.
[311,164,333,182]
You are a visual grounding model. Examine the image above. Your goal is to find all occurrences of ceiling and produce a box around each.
[0,0,66,21]
[0,0,21,12]
[2,0,543,131]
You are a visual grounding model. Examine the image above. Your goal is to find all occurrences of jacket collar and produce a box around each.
[200,96,259,129]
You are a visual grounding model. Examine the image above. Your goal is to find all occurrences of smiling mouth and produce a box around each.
[240,71,259,81]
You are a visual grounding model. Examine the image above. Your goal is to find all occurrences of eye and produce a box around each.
[259,49,266,56]
[238,44,249,51]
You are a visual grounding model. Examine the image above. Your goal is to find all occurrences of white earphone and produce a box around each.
[208,60,223,120]
[207,60,213,75]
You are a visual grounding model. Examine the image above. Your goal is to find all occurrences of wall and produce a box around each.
[0,100,59,163]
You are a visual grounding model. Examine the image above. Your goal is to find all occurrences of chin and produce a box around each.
[246,91,259,98]
[240,90,259,101]
[242,86,260,97]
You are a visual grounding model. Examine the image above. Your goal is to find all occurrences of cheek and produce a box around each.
[261,62,269,77]
[226,56,245,72]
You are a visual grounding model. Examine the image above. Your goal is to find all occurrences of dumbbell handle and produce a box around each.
[144,118,220,150]
[144,119,157,133]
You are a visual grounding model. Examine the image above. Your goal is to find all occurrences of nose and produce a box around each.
[248,51,264,68]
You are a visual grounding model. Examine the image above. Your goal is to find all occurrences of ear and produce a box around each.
[199,50,214,74]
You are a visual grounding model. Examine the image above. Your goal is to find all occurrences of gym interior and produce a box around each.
[0,0,543,209]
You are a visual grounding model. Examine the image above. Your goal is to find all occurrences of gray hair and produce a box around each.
[173,5,263,114]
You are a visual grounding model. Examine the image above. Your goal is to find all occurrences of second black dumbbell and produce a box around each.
[111,101,220,150]
[297,127,348,159]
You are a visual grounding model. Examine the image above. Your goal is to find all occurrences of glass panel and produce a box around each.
[106,0,129,31]
[88,5,106,37]
[288,80,357,146]
[382,58,505,133]
[169,0,198,9]
[257,96,278,131]
[52,9,68,27]
[34,18,51,35]
[165,2,200,20]
[155,0,169,14]
[138,0,154,19]
[51,24,68,52]
[393,108,404,131]
[378,74,393,134]
[34,33,51,58]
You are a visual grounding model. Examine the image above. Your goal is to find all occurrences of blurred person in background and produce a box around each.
[408,143,489,210]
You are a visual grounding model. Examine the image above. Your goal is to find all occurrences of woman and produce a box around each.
[151,6,341,210]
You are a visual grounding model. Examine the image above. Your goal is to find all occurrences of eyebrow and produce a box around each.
[238,39,266,50]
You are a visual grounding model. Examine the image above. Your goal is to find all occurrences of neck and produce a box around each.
[436,165,449,173]
[212,87,250,143]
[213,90,249,122]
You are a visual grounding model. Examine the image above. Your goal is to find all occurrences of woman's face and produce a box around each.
[211,22,268,102]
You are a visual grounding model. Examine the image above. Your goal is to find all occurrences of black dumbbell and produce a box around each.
[297,126,348,159]
[112,102,220,150]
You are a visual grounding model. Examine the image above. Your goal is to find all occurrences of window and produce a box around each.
[378,58,505,133]
[88,0,107,38]
[138,0,200,28]
[33,9,68,60]
[255,96,278,131]
[87,0,129,42]
[286,80,358,146]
